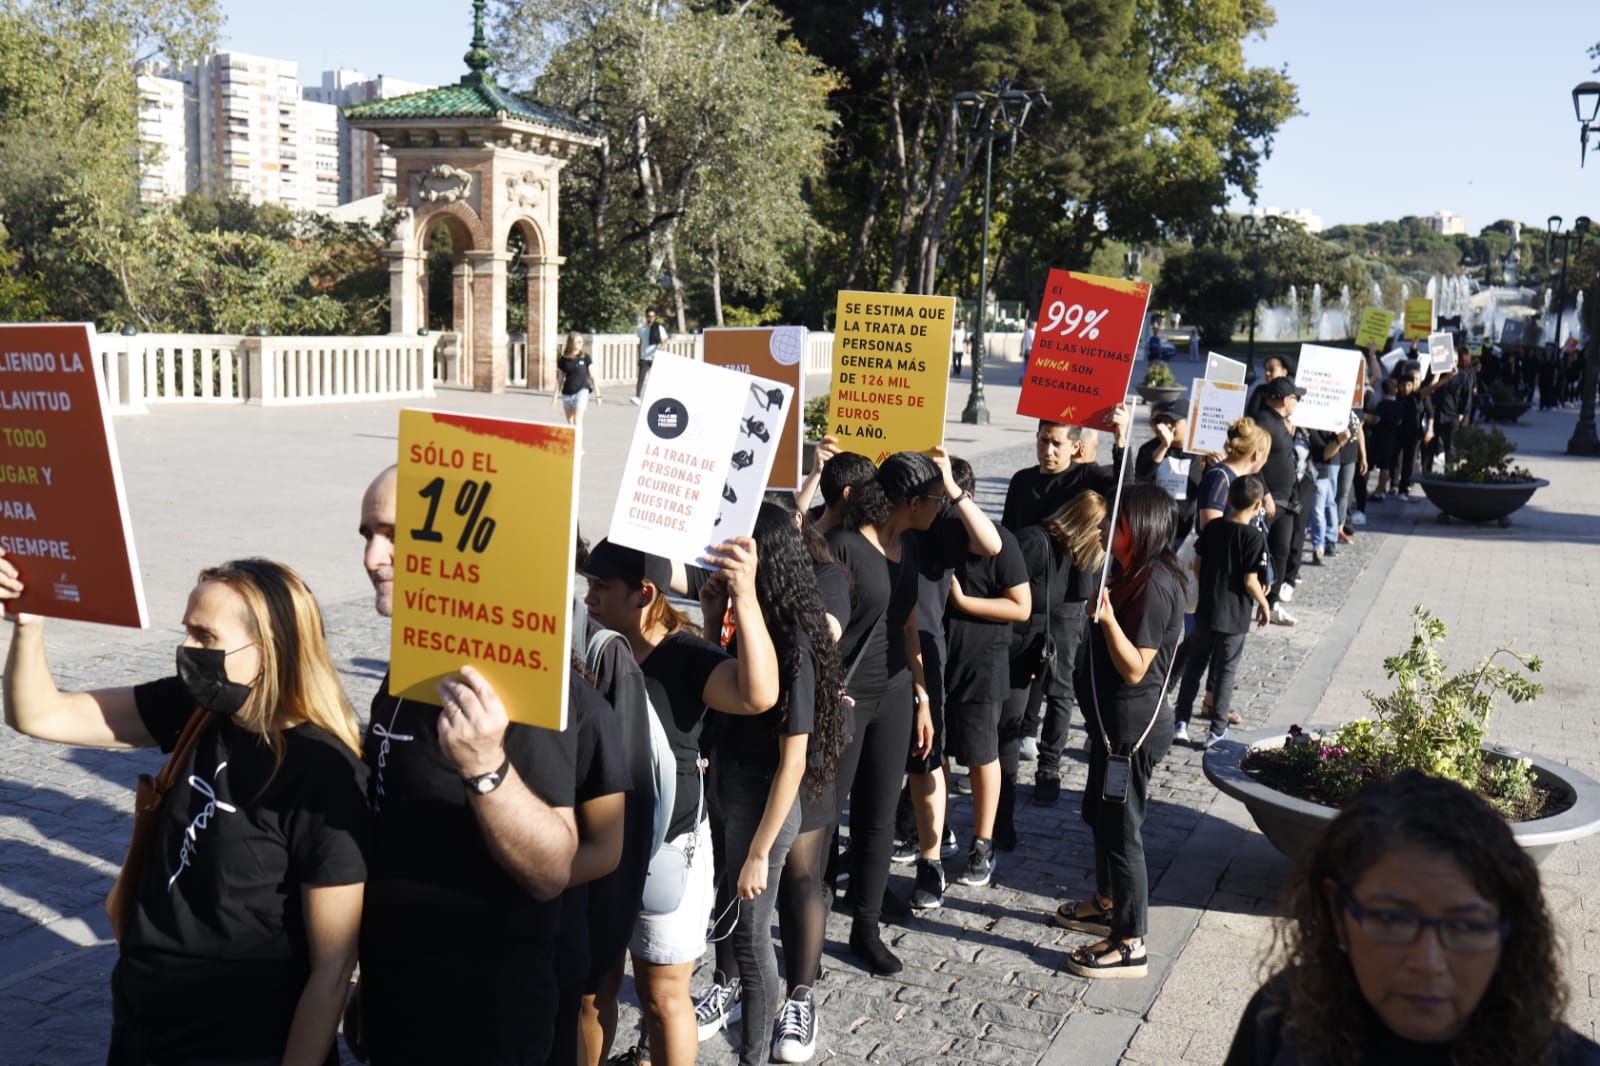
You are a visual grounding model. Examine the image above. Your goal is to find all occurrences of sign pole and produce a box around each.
[1093,399,1137,622]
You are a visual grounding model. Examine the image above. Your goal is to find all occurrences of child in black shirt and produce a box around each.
[1368,376,1400,500]
[1172,475,1271,746]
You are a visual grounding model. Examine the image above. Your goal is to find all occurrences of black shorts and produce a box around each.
[906,636,945,774]
[946,699,1002,767]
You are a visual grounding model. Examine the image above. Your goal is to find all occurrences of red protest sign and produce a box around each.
[0,323,147,627]
[1018,270,1152,429]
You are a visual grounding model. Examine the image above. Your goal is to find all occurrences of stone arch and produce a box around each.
[506,216,557,389]
[504,216,545,257]
[414,201,490,255]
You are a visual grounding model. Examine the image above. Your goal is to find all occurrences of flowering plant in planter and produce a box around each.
[1245,608,1547,819]
[1140,361,1177,388]
[1434,424,1536,484]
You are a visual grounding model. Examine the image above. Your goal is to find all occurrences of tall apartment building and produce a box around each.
[306,70,430,203]
[135,70,189,203]
[1424,210,1468,236]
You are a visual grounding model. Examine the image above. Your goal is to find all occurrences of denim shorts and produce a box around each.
[628,817,715,966]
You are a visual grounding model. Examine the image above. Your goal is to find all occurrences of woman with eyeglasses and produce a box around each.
[1226,771,1600,1066]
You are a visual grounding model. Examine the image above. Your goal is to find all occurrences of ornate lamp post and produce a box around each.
[953,83,1050,425]
[1567,82,1600,455]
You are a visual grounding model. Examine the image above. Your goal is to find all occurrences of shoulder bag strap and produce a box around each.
[840,603,889,689]
[1086,608,1181,757]
[153,709,212,797]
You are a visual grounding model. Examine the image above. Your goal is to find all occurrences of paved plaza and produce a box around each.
[1,358,1597,1064]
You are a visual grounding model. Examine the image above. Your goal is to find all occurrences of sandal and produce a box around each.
[1064,939,1148,980]
[1225,711,1243,726]
[1052,896,1113,934]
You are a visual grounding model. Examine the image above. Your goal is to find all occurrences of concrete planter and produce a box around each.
[1413,475,1548,526]
[1481,400,1532,423]
[1135,385,1185,406]
[1204,732,1600,866]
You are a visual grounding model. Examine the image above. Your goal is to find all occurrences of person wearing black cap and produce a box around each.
[582,536,779,1066]
[1253,376,1306,626]
[825,451,943,976]
[1243,356,1291,419]
[1135,404,1206,546]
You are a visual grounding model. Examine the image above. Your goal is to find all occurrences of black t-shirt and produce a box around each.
[826,527,920,695]
[558,353,593,395]
[912,514,972,656]
[945,527,1030,703]
[816,560,850,631]
[715,643,816,773]
[1196,464,1237,524]
[360,676,579,964]
[1001,457,1126,532]
[1135,439,1204,529]
[1076,565,1185,747]
[639,631,731,838]
[1194,519,1268,634]
[1254,407,1298,504]
[119,678,369,1065]
[572,681,631,806]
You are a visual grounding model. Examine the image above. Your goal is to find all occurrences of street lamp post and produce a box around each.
[1229,215,1266,379]
[1566,81,1600,455]
[953,84,1049,425]
[1545,216,1590,349]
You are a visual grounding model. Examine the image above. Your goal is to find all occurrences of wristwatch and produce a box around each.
[462,755,511,796]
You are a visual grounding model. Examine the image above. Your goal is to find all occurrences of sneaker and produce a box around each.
[1173,721,1189,742]
[1032,774,1061,806]
[955,839,996,887]
[942,827,958,857]
[1323,543,1338,558]
[1278,582,1295,604]
[1369,492,1385,503]
[1310,546,1323,564]
[1352,511,1368,526]
[910,858,946,910]
[607,1046,646,1066]
[952,774,973,796]
[1204,727,1231,750]
[890,837,918,865]
[693,974,741,1040]
[1271,603,1297,627]
[770,988,817,1063]
[628,396,641,406]
[1019,736,1039,761]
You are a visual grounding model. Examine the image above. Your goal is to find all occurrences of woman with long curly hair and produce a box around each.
[2,557,367,1065]
[1226,771,1599,1065]
[1055,483,1186,980]
[691,502,847,1064]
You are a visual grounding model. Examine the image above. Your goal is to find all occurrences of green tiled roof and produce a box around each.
[345,76,604,141]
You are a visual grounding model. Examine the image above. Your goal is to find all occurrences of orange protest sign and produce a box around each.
[0,323,147,627]
[390,410,577,730]
[703,327,806,491]
[1018,270,1152,429]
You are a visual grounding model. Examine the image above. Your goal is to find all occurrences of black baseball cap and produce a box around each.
[1263,377,1307,401]
[581,538,672,588]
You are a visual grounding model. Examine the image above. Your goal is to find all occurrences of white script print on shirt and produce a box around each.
[167,761,239,891]
[370,699,414,813]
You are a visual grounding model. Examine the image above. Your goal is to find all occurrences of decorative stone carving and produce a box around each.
[506,172,547,210]
[416,164,472,203]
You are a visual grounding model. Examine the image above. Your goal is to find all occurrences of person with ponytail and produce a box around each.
[2,556,368,1066]
[581,536,779,1066]
[824,452,943,976]
[1053,483,1186,981]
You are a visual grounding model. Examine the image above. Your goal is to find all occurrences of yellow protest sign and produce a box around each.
[390,410,577,730]
[1354,307,1394,350]
[1402,299,1434,341]
[829,290,955,461]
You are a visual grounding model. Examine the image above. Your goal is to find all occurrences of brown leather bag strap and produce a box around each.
[153,709,212,794]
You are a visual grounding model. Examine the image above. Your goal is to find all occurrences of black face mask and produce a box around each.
[176,646,255,717]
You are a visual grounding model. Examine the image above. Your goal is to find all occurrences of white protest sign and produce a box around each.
[718,377,795,540]
[1185,379,1248,454]
[1204,352,1246,385]
[609,353,790,563]
[1155,456,1192,500]
[1294,345,1363,432]
[1427,332,1458,376]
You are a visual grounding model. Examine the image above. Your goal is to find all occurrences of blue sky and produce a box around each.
[219,0,1600,231]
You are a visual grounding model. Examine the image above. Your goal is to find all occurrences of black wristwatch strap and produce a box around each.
[462,754,511,794]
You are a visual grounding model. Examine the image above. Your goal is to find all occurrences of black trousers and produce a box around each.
[1394,433,1418,493]
[1028,610,1087,778]
[1172,629,1247,734]
[835,677,914,925]
[1285,477,1313,588]
[1266,507,1295,604]
[1082,730,1173,941]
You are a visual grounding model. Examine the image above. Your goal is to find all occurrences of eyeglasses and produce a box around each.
[1342,893,1509,953]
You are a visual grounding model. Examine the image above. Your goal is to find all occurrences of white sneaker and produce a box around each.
[771,988,817,1063]
[1174,721,1189,742]
[1351,511,1367,526]
[1019,736,1039,761]
[629,396,641,405]
[1278,582,1295,604]
[1271,603,1298,627]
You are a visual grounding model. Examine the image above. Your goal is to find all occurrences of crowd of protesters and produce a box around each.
[1,319,1594,1066]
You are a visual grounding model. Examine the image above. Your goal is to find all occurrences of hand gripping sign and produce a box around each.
[0,323,147,627]
[390,410,578,730]
[1018,270,1152,429]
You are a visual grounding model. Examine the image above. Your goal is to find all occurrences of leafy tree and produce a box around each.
[1156,246,1253,348]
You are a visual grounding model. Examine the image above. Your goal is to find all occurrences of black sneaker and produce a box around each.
[693,972,741,1040]
[910,857,946,910]
[955,838,996,887]
[770,987,817,1063]
[607,1046,646,1065]
[952,774,973,795]
[890,837,917,865]
[1033,774,1061,806]
[941,826,958,857]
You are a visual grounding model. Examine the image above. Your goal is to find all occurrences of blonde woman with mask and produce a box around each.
[1,555,368,1066]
